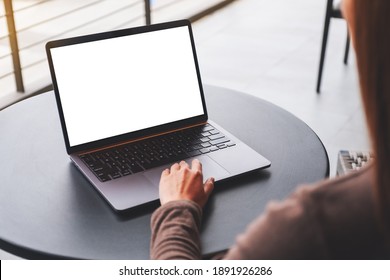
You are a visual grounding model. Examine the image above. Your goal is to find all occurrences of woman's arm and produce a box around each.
[150,159,214,260]
[150,160,328,260]
[150,200,203,259]
[150,188,327,260]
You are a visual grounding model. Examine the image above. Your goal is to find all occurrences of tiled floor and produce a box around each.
[0,0,370,259]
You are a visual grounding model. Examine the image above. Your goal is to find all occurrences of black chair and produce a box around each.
[316,0,350,93]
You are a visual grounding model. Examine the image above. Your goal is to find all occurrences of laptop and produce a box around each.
[46,19,271,212]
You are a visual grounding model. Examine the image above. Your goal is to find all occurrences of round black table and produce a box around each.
[0,85,328,259]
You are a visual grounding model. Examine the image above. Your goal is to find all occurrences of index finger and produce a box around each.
[191,158,202,173]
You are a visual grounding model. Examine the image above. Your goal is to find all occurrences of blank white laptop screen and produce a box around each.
[50,26,204,147]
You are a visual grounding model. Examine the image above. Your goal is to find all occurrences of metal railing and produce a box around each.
[1,0,236,104]
[3,0,23,92]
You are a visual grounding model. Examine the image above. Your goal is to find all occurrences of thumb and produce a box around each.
[204,177,215,197]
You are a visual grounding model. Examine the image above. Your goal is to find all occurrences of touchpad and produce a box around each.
[143,155,230,187]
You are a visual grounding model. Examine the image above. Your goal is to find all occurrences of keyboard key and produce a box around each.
[201,142,211,148]
[80,123,234,182]
[140,160,158,170]
[188,150,202,157]
[191,144,203,150]
[129,162,143,173]
[191,139,202,145]
[202,125,214,132]
[97,174,109,182]
[210,146,219,152]
[208,134,224,140]
[92,166,104,173]
[210,137,229,146]
[110,172,122,180]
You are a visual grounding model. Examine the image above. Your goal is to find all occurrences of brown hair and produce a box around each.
[350,0,390,236]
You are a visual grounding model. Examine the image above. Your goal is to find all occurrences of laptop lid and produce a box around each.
[46,20,208,155]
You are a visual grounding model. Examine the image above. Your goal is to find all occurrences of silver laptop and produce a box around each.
[46,20,270,212]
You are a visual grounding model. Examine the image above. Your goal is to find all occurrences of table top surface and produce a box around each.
[0,85,329,259]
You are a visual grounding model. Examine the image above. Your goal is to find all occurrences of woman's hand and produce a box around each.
[159,159,215,208]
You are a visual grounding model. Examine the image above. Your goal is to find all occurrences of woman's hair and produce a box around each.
[351,0,390,235]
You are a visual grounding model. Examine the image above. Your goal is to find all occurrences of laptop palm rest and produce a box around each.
[143,155,230,187]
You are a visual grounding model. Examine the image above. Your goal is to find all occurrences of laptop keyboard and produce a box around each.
[79,124,236,182]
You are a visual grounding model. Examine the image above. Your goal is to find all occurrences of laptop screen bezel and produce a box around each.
[46,20,208,155]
